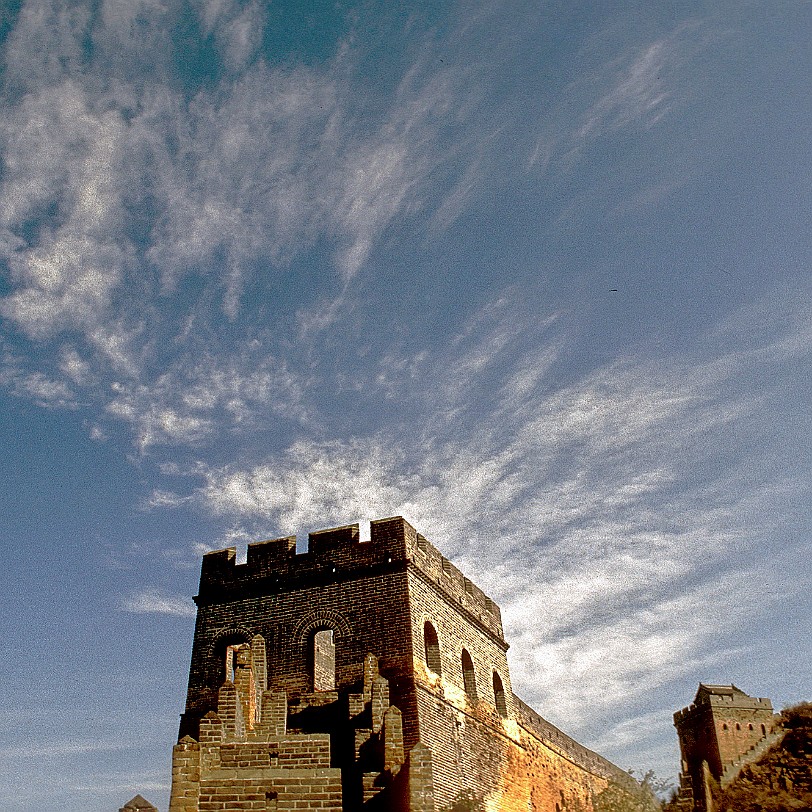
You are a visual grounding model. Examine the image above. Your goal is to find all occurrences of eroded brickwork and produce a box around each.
[146,516,648,812]
[673,684,778,812]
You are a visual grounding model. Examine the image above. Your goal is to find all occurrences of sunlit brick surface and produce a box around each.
[158,516,645,811]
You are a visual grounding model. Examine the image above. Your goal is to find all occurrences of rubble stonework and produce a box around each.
[131,516,647,811]
[673,684,778,812]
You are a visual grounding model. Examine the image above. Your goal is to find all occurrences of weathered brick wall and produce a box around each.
[170,693,347,812]
[218,736,331,768]
[513,698,637,784]
[405,562,512,807]
[711,710,775,769]
[180,520,419,743]
[196,767,342,811]
[674,685,777,812]
[404,524,636,812]
[162,516,646,812]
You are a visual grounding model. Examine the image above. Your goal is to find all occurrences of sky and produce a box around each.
[0,0,810,809]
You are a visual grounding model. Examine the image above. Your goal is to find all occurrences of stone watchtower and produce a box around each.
[166,516,645,812]
[673,684,777,812]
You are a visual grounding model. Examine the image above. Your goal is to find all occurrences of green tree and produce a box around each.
[593,770,670,812]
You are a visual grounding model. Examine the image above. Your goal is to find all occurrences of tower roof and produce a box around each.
[695,683,747,701]
[121,795,157,810]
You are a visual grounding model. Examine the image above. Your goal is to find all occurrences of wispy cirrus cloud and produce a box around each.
[167,289,810,734]
[0,0,500,437]
[575,39,675,143]
[530,19,718,182]
[120,588,196,617]
[0,0,479,325]
[0,338,84,407]
[0,360,77,408]
[104,348,308,450]
[199,0,266,71]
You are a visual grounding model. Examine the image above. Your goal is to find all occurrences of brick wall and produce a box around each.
[404,523,636,812]
[161,516,648,812]
[674,685,777,812]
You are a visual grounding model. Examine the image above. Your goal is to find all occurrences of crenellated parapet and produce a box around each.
[198,518,408,598]
[411,531,503,638]
[674,684,773,726]
[135,509,649,812]
[197,516,504,639]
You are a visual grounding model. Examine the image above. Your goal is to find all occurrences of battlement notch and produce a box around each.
[197,517,421,599]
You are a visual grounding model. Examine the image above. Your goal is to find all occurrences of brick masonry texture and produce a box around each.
[132,516,650,812]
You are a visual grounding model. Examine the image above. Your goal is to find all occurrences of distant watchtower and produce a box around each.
[673,684,776,812]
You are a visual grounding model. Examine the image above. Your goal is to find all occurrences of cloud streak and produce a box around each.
[177,290,810,734]
[120,588,197,617]
[0,0,505,443]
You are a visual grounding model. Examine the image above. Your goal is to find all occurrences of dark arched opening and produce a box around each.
[423,621,442,675]
[213,632,252,686]
[310,629,336,691]
[493,671,507,717]
[461,649,477,700]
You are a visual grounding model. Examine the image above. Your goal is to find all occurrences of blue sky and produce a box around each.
[0,1,810,809]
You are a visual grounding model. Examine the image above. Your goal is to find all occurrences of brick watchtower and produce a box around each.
[673,684,777,812]
[167,516,645,812]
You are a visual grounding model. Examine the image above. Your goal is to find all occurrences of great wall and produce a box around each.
[120,517,801,812]
[122,516,647,811]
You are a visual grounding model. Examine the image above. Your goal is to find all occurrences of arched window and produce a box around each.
[225,645,237,682]
[218,640,256,728]
[722,723,728,731]
[215,633,251,685]
[748,723,753,731]
[461,649,477,700]
[423,622,442,675]
[761,724,766,736]
[493,671,507,718]
[311,629,336,691]
[736,723,741,731]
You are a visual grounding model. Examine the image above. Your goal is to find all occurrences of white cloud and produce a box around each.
[103,350,307,449]
[186,292,811,729]
[143,489,192,509]
[121,588,196,617]
[0,350,77,407]
[576,41,672,142]
[1,235,124,338]
[58,346,95,385]
[538,20,713,174]
[2,0,92,92]
[199,438,407,531]
[217,1,265,71]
